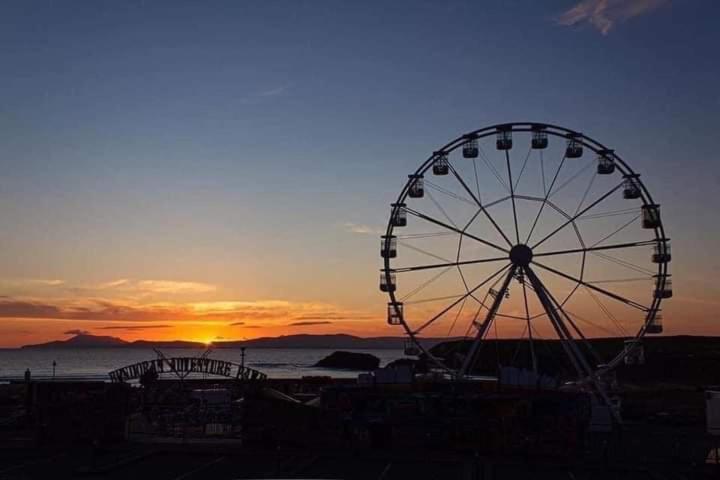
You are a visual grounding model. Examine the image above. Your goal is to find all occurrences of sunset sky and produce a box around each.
[0,0,718,347]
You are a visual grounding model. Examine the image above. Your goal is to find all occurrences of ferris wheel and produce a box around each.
[381,122,671,383]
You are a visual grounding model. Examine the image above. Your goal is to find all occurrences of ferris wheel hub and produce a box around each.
[509,244,533,267]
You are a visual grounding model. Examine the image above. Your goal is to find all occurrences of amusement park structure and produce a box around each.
[380,122,672,405]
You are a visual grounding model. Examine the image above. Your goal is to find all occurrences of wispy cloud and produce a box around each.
[228,321,245,326]
[343,222,383,235]
[294,313,373,321]
[257,85,289,97]
[0,276,217,297]
[0,278,65,288]
[0,297,371,326]
[556,0,668,35]
[239,84,290,104]
[97,325,172,331]
[134,280,216,294]
[64,329,90,335]
[287,321,332,327]
[90,279,216,295]
[95,279,131,289]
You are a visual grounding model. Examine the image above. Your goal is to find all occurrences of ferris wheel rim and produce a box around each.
[382,122,670,379]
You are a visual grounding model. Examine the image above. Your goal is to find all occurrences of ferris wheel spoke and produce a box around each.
[579,207,640,221]
[399,266,454,302]
[505,150,521,244]
[591,251,656,276]
[584,286,629,337]
[533,239,657,258]
[425,180,476,208]
[390,255,509,273]
[531,181,624,250]
[477,145,510,192]
[574,170,598,216]
[525,153,567,244]
[413,263,511,335]
[471,157,482,202]
[513,145,533,191]
[531,260,650,312]
[589,214,642,248]
[448,163,514,248]
[459,265,517,376]
[548,161,595,200]
[482,194,512,209]
[427,190,458,228]
[404,206,509,255]
[564,308,619,337]
[398,240,452,263]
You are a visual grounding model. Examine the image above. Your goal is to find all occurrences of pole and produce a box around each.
[241,347,246,370]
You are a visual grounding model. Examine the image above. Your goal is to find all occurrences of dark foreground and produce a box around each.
[5,336,720,479]
[1,381,719,479]
[0,426,718,480]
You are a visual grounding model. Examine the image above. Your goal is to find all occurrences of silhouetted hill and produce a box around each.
[430,335,720,386]
[21,334,205,349]
[20,333,441,350]
[22,334,128,348]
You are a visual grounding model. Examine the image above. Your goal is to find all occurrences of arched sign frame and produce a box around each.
[108,356,267,383]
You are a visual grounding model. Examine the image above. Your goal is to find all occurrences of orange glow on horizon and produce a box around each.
[0,283,715,348]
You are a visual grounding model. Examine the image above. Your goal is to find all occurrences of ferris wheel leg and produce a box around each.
[458,266,517,378]
[524,266,622,425]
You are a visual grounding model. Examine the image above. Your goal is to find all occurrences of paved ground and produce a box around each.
[1,444,718,480]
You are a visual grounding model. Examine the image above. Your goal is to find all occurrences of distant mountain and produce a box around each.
[22,334,128,349]
[21,333,443,350]
[22,334,206,349]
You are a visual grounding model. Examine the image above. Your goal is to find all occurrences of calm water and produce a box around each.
[0,347,406,381]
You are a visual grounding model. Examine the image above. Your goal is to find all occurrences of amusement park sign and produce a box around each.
[108,356,266,383]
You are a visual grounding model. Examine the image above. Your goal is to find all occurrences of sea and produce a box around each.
[0,347,406,382]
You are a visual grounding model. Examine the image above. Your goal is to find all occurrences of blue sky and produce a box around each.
[0,0,718,345]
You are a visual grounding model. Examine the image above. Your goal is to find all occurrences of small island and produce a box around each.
[314,351,380,370]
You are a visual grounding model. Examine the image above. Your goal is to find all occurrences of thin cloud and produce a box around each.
[240,85,290,104]
[343,222,383,235]
[228,321,245,326]
[0,300,64,318]
[0,278,65,288]
[136,280,216,294]
[257,85,289,97]
[0,297,365,325]
[95,279,130,289]
[97,325,171,331]
[67,279,217,296]
[64,329,90,335]
[288,321,333,327]
[556,0,668,35]
[294,313,374,321]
